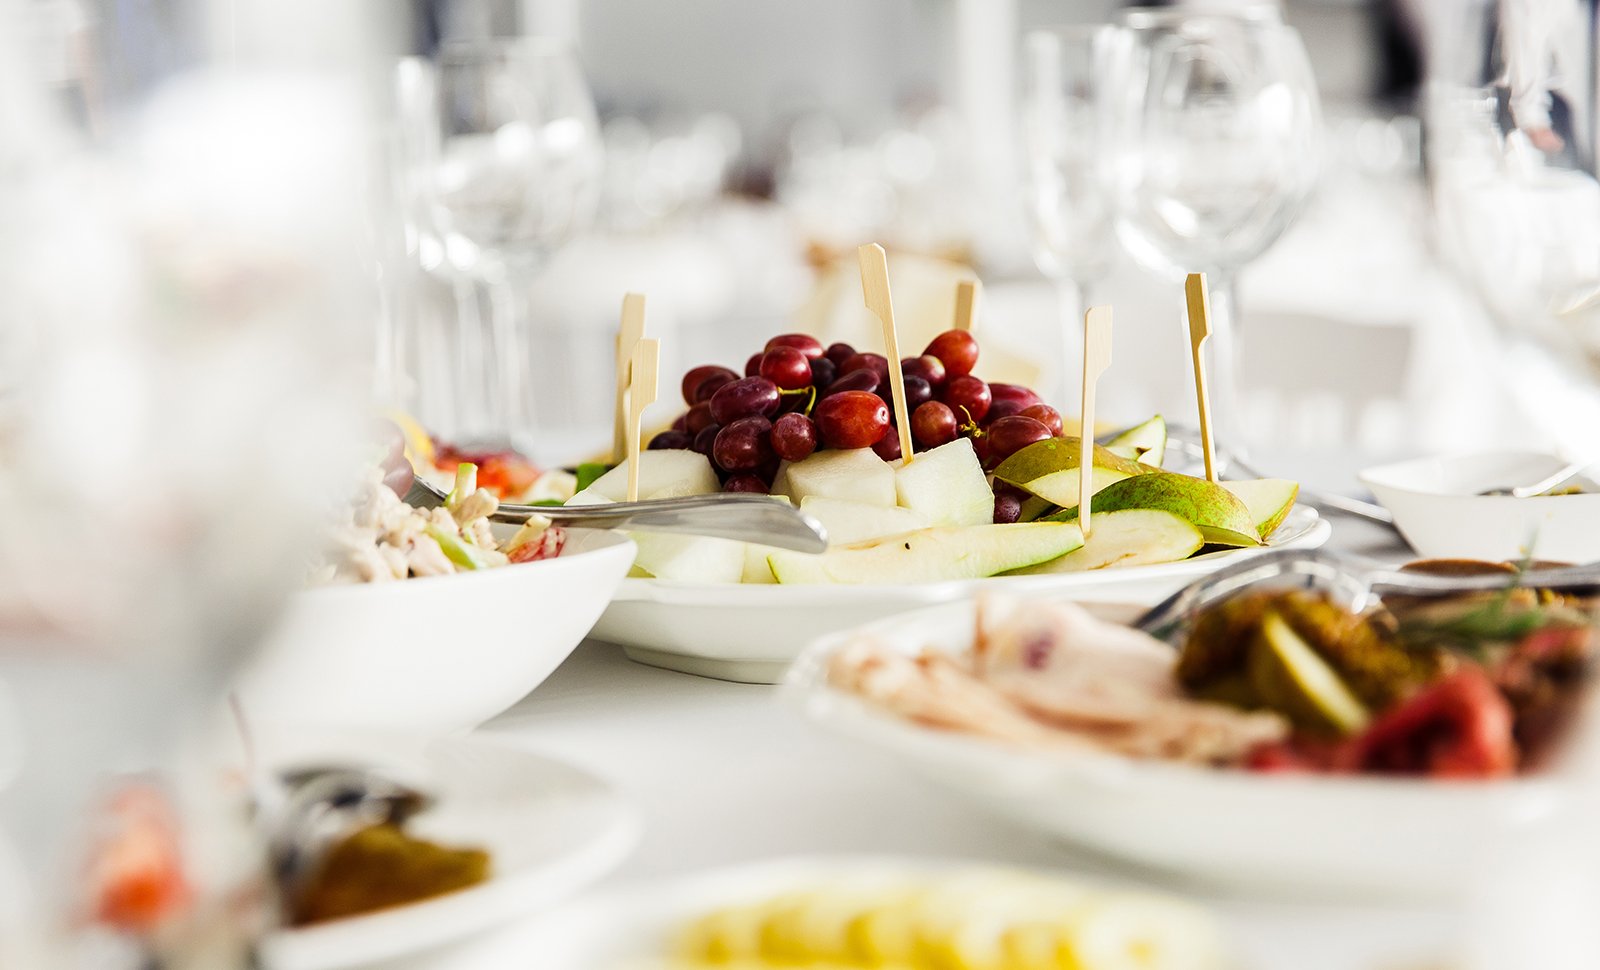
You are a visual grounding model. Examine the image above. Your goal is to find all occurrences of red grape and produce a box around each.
[723,474,769,494]
[713,416,774,472]
[809,357,837,389]
[924,330,979,378]
[941,375,991,423]
[710,376,781,424]
[692,424,720,455]
[986,415,1053,464]
[814,391,891,449]
[901,355,947,389]
[680,364,739,405]
[650,430,693,450]
[1020,404,1064,436]
[839,352,889,382]
[990,383,1043,411]
[765,333,825,360]
[759,346,813,390]
[902,375,934,413]
[911,401,958,448]
[824,342,857,367]
[872,432,903,462]
[969,431,991,466]
[993,491,1022,524]
[744,352,763,377]
[671,412,689,432]
[823,368,880,398]
[771,413,818,462]
[684,402,716,436]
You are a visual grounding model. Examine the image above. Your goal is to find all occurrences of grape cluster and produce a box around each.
[650,329,1064,494]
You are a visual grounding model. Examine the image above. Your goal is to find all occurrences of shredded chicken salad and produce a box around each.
[314,463,565,585]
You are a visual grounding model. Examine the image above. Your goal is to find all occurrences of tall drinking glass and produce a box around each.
[1109,5,1321,443]
[410,37,602,455]
[1022,25,1120,404]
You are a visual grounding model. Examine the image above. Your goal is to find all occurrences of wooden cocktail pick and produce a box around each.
[626,337,660,502]
[613,293,647,464]
[857,243,916,464]
[1078,305,1113,537]
[953,279,980,333]
[1184,273,1219,483]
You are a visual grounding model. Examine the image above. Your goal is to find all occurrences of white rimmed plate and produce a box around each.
[257,730,639,970]
[780,598,1599,898]
[590,506,1330,684]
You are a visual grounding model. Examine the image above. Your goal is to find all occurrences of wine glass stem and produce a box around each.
[1204,269,1244,455]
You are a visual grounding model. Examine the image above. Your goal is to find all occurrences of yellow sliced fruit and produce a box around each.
[1248,609,1370,735]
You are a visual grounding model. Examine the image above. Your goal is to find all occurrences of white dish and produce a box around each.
[782,598,1596,898]
[590,507,1330,684]
[390,856,1222,970]
[257,729,639,970]
[237,528,636,734]
[1359,451,1600,563]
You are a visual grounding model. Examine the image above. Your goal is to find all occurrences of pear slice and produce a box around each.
[768,523,1084,585]
[1016,495,1057,523]
[894,437,993,527]
[778,447,898,508]
[800,496,931,546]
[1248,609,1370,735]
[1221,479,1300,539]
[992,438,1153,510]
[1087,472,1262,547]
[568,450,719,503]
[631,531,747,584]
[1102,415,1167,467]
[1006,509,1202,574]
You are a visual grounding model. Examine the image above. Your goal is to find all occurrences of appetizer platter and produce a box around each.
[406,857,1228,970]
[579,255,1328,682]
[784,567,1600,895]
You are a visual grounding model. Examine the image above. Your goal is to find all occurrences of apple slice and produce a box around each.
[1102,415,1167,467]
[992,437,1153,510]
[768,523,1084,585]
[1221,479,1300,539]
[569,450,719,504]
[1088,472,1261,547]
[800,497,930,546]
[778,448,897,508]
[1007,509,1202,573]
[894,437,993,527]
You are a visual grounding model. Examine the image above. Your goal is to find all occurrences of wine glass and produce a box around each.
[1108,5,1321,442]
[409,37,603,456]
[1021,25,1121,404]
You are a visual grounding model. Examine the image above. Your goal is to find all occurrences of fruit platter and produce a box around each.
[577,311,1326,682]
[785,567,1600,895]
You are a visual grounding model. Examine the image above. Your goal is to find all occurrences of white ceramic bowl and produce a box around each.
[236,528,635,733]
[783,598,1600,898]
[1359,451,1600,563]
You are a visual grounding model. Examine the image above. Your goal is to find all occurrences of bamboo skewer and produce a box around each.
[1079,305,1113,537]
[1184,273,1219,483]
[953,279,980,332]
[857,243,916,464]
[613,293,647,464]
[626,337,660,502]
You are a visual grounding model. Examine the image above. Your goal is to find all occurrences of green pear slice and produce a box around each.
[1016,495,1057,522]
[1007,509,1202,574]
[1248,609,1370,735]
[768,523,1084,585]
[1221,479,1300,539]
[1102,415,1167,467]
[992,438,1153,510]
[1087,472,1262,547]
[894,437,993,526]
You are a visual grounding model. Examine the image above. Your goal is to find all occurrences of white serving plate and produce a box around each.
[781,598,1600,899]
[238,528,636,734]
[1359,451,1600,563]
[257,729,639,970]
[589,506,1330,684]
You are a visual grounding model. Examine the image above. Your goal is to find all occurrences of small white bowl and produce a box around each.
[1359,451,1600,563]
[235,528,635,734]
